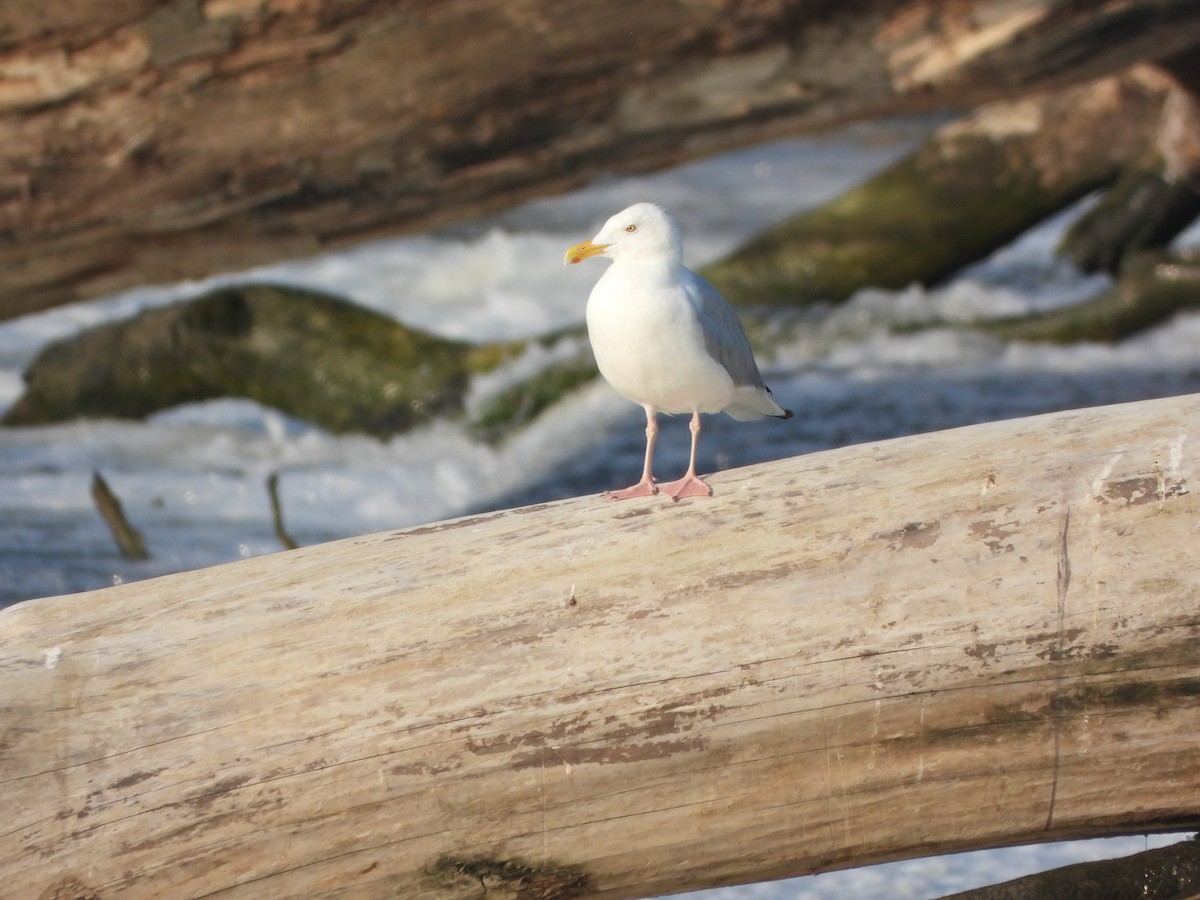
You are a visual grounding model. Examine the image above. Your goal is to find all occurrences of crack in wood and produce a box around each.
[1045,505,1072,831]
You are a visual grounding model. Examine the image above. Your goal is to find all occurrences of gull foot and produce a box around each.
[659,473,713,501]
[603,479,658,500]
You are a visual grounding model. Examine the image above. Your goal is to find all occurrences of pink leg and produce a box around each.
[604,406,659,500]
[659,411,713,501]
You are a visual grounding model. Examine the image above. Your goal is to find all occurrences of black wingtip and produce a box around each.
[764,385,793,420]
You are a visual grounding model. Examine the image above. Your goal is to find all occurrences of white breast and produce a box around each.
[585,260,737,415]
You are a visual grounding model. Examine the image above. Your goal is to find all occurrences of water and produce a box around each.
[0,120,938,603]
[0,119,1195,895]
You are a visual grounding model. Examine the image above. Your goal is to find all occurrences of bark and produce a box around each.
[3,0,1200,321]
[2,394,1198,899]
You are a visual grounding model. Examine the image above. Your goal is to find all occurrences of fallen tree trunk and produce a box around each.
[1,394,1198,898]
[4,0,1200,320]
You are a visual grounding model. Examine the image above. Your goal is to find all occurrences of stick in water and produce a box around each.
[90,471,149,561]
[267,471,299,551]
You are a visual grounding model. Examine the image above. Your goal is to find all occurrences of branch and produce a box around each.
[89,470,149,561]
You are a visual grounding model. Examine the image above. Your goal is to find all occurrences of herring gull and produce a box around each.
[565,202,792,501]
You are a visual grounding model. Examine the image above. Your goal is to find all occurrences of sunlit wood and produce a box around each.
[2,394,1198,898]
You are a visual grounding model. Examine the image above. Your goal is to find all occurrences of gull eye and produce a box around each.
[625,224,637,233]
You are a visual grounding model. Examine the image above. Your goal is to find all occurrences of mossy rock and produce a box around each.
[470,352,599,444]
[3,283,608,441]
[3,283,477,438]
[981,250,1200,344]
[702,134,1112,307]
[700,75,1174,308]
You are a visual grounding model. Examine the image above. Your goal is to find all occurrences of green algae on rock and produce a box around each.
[981,250,1200,345]
[702,72,1171,307]
[2,283,606,442]
[3,284,475,438]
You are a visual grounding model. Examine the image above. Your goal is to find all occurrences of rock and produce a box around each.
[2,281,600,441]
[981,250,1200,344]
[701,69,1174,307]
[2,284,476,438]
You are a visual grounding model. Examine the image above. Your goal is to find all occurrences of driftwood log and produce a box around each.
[5,0,1200,320]
[2,394,1198,898]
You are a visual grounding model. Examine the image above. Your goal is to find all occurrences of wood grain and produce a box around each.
[2,394,1199,898]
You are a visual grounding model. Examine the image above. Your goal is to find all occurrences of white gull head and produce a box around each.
[564,202,683,266]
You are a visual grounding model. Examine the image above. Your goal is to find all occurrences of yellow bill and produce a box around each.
[564,240,610,265]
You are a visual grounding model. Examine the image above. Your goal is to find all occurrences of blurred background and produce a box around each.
[2,1,1198,896]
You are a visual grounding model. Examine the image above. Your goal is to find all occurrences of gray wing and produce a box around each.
[683,270,765,390]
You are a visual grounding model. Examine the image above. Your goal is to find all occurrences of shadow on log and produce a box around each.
[1,394,1198,898]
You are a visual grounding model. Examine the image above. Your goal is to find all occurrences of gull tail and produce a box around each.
[726,385,793,421]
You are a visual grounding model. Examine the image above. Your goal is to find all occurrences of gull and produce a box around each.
[565,202,792,501]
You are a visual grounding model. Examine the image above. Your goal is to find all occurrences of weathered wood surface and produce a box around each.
[2,394,1199,899]
[5,0,1200,320]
